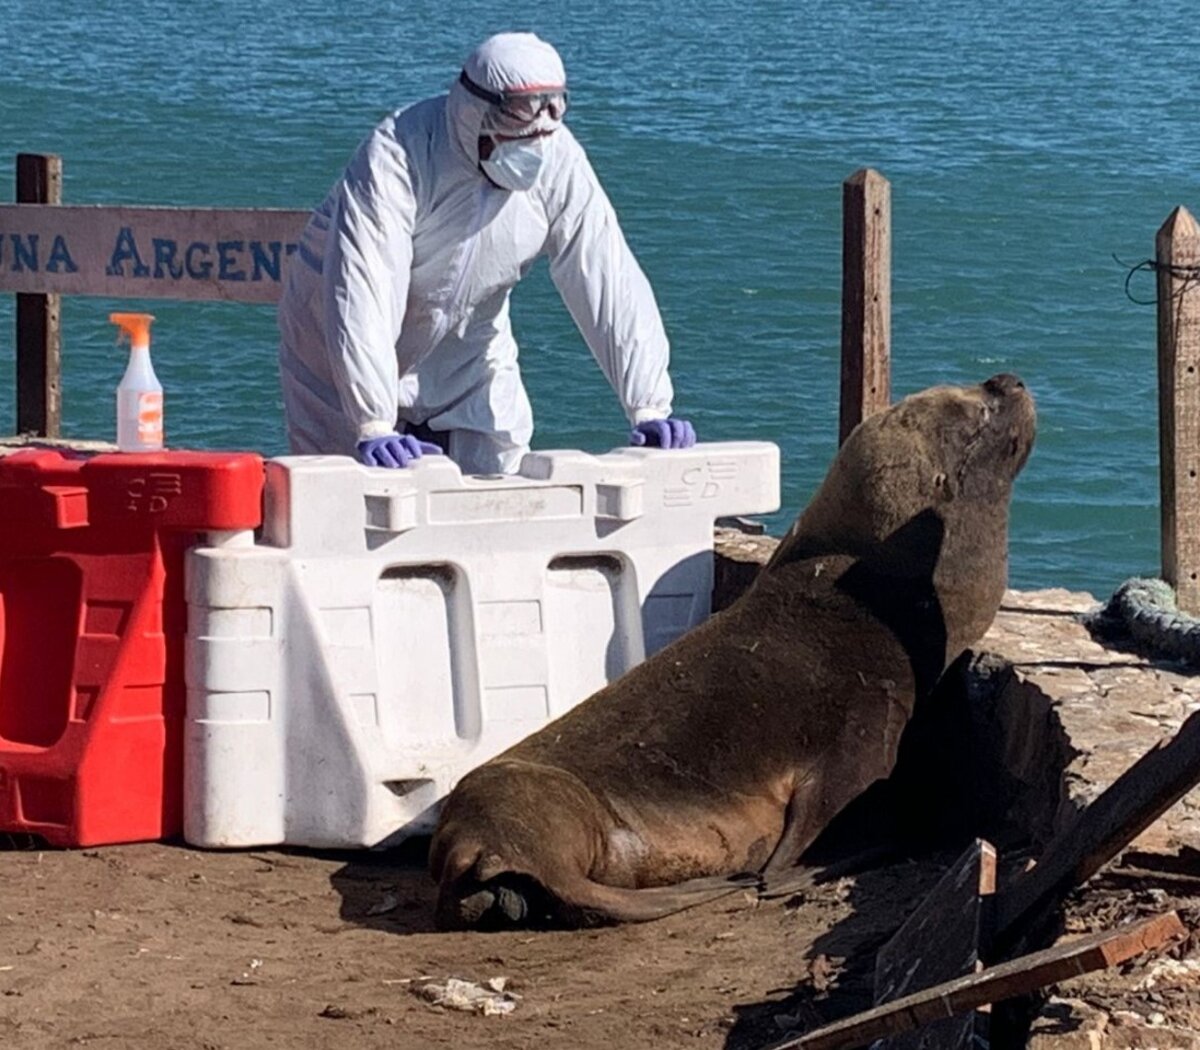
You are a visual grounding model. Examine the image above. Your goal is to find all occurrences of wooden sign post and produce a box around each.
[1157,205,1200,613]
[839,168,891,447]
[15,153,62,438]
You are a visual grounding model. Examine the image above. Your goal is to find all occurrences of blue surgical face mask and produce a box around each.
[480,135,547,192]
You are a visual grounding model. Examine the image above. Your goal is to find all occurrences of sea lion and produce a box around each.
[430,373,1036,929]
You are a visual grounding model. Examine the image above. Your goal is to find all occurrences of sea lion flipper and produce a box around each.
[761,750,896,877]
[555,871,757,924]
[760,775,843,877]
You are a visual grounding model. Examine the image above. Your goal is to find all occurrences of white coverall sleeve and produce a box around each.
[545,140,674,425]
[322,128,417,443]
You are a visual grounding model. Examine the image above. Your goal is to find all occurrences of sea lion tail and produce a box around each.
[554,871,758,925]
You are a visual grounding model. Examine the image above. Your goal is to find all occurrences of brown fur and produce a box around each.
[430,374,1036,929]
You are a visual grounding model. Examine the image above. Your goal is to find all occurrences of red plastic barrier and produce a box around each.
[0,449,263,846]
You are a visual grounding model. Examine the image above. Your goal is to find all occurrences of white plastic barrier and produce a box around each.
[183,442,779,849]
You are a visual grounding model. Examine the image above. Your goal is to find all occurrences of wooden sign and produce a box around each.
[0,203,310,303]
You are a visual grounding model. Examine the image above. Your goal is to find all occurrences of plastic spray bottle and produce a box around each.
[110,312,164,452]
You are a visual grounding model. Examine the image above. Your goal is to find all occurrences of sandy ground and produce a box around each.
[0,834,951,1050]
[3,832,1198,1050]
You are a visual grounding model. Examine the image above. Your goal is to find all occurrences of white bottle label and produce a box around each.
[137,392,164,444]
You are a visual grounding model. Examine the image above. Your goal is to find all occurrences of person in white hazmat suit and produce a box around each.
[277,31,697,474]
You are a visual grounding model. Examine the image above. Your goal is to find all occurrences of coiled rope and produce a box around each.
[1082,576,1200,664]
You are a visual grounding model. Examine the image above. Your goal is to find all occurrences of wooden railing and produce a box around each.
[8,153,1199,608]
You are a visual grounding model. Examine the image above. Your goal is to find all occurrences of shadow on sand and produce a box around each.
[721,654,1066,1050]
[328,835,440,935]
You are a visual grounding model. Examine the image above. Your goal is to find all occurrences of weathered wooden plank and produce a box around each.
[764,911,1185,1050]
[873,840,996,1050]
[1157,205,1200,613]
[15,154,63,437]
[839,168,891,446]
[0,203,309,303]
[993,705,1200,955]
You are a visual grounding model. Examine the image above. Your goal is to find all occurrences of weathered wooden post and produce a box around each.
[1156,206,1200,613]
[839,168,891,446]
[15,152,63,438]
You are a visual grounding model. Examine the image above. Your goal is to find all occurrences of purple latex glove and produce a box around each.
[630,417,697,449]
[357,432,443,468]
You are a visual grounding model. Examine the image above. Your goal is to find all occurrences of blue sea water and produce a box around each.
[0,0,1195,597]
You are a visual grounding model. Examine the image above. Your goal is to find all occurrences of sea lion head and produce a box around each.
[770,373,1036,663]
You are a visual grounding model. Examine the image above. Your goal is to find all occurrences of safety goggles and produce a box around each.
[459,71,568,123]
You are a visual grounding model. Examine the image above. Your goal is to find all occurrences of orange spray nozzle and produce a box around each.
[110,312,155,350]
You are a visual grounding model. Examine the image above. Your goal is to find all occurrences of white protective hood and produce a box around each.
[449,32,567,167]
